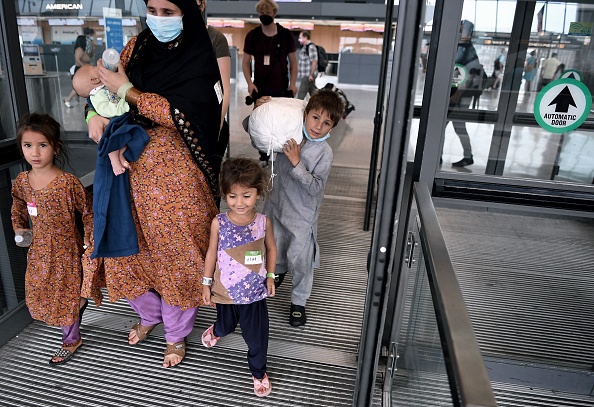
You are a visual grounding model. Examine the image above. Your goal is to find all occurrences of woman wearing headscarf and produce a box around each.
[86,0,222,367]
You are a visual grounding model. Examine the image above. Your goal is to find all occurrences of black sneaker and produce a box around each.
[452,156,474,167]
[274,272,286,289]
[289,304,306,327]
[342,104,355,119]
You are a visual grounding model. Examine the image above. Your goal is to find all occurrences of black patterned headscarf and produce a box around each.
[127,0,222,198]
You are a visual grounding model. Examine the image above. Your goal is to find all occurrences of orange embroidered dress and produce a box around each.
[101,37,218,310]
[11,172,93,326]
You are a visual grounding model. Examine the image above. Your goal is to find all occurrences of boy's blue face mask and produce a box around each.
[303,123,330,142]
[146,14,183,43]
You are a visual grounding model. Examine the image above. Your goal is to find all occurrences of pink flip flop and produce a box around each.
[253,373,272,397]
[201,324,220,348]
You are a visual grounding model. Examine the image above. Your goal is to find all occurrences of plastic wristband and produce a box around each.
[202,277,213,286]
[85,111,98,124]
[117,81,134,99]
[266,273,276,279]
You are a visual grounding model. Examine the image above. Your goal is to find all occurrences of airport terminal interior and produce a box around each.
[1,0,594,406]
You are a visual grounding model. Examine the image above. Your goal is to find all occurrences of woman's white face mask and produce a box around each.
[146,14,183,43]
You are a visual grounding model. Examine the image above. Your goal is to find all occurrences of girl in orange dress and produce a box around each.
[11,113,94,365]
[86,0,222,367]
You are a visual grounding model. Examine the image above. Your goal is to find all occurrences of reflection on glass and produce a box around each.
[495,2,515,33]
[502,126,594,183]
[0,163,29,318]
[0,28,15,140]
[391,229,454,406]
[507,3,594,184]
[414,1,594,185]
[445,20,483,168]
[474,0,497,32]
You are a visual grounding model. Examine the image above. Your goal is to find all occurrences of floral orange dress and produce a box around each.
[11,171,93,326]
[101,37,218,310]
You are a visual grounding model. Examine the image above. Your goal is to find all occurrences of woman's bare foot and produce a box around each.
[128,322,157,345]
[128,329,140,345]
[49,338,83,365]
[163,341,186,368]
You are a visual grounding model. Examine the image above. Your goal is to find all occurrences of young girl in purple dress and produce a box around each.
[201,157,277,397]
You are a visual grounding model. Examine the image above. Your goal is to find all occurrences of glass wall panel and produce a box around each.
[0,162,28,319]
[392,242,454,406]
[14,0,144,125]
[517,3,591,111]
[474,1,498,32]
[495,1,515,33]
[501,1,593,182]
[542,2,573,33]
[414,0,594,185]
[0,25,16,141]
[12,0,145,178]
[501,126,594,183]
[417,1,511,119]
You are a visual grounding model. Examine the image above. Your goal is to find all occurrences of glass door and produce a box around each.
[490,1,594,183]
[415,1,594,188]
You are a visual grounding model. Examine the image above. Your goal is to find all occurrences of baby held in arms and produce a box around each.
[72,64,130,176]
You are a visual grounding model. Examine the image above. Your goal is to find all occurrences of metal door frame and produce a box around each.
[353,0,425,405]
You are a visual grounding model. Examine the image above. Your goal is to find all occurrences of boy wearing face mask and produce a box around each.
[259,90,344,327]
[242,0,297,167]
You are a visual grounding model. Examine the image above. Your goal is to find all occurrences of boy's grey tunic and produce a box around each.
[263,140,333,304]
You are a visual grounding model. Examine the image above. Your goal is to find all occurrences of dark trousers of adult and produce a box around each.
[538,78,553,92]
[214,300,269,379]
[446,96,473,159]
[256,87,293,163]
[446,120,473,158]
[297,77,317,100]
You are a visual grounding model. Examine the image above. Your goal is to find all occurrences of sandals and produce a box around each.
[163,341,186,368]
[201,324,220,348]
[253,374,272,397]
[49,338,83,365]
[129,322,157,345]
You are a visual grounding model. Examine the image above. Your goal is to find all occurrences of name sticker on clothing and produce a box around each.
[245,250,262,265]
[214,81,223,104]
[27,202,37,217]
[264,55,270,66]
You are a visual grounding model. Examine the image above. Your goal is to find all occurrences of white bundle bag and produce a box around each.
[248,97,306,156]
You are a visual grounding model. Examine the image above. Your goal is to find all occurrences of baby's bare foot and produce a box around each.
[112,164,126,176]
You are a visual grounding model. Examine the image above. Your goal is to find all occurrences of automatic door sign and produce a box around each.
[534,78,592,133]
[452,63,468,86]
[560,69,582,82]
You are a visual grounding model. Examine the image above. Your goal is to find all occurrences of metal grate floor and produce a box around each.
[390,205,594,406]
[392,370,594,407]
[437,207,594,372]
[0,180,373,407]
